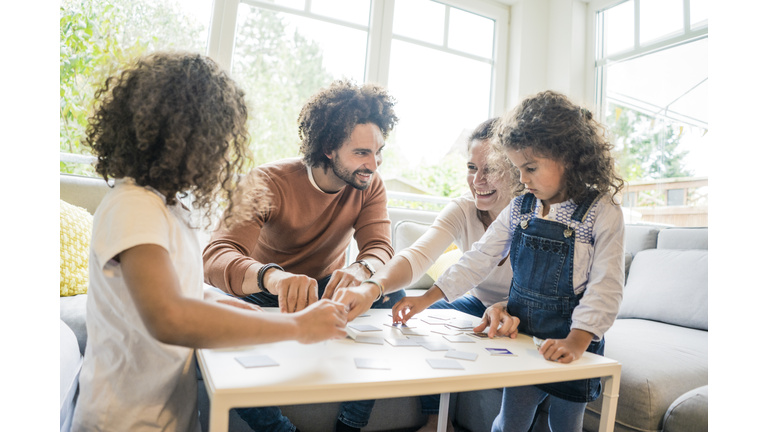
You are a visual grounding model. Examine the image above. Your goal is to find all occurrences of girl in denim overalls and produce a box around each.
[432,91,626,432]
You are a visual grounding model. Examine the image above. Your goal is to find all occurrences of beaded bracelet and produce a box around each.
[362,279,384,302]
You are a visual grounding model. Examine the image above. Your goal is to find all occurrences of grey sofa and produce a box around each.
[60,173,708,431]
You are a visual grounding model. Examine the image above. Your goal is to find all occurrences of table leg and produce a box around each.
[598,372,621,432]
[208,399,230,432]
[437,392,450,432]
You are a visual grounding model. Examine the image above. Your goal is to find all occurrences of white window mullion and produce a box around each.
[207,0,240,73]
[633,0,640,50]
[443,5,450,48]
[683,0,691,33]
[365,0,394,87]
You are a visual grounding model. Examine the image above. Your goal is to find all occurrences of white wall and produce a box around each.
[504,0,590,110]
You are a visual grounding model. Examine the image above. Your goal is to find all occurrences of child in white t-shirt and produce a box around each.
[72,52,348,432]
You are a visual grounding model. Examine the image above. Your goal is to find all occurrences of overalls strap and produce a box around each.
[570,189,601,222]
[520,193,537,215]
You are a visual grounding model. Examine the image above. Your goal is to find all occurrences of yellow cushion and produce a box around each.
[60,200,92,296]
[426,248,463,282]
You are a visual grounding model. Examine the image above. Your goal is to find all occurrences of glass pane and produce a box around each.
[384,39,492,199]
[448,7,494,59]
[312,0,371,26]
[603,1,634,56]
[689,0,708,26]
[232,4,368,165]
[603,38,708,227]
[393,0,445,45]
[59,0,213,176]
[272,0,305,11]
[640,0,683,44]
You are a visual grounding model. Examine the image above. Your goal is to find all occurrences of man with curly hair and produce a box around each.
[203,79,401,432]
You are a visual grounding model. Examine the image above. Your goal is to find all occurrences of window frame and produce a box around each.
[207,0,509,117]
[585,0,709,121]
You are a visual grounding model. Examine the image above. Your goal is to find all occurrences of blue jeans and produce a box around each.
[419,294,488,414]
[235,275,405,431]
[491,385,586,432]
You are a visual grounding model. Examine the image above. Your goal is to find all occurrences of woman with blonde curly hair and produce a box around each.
[72,52,348,432]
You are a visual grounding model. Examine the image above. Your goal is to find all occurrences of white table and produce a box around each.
[197,308,621,432]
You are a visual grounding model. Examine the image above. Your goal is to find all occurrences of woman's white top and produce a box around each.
[72,179,202,432]
[435,194,625,340]
[398,191,514,306]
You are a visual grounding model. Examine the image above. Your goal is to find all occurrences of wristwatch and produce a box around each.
[352,259,376,277]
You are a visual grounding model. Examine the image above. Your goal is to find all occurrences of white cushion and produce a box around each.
[618,249,708,330]
[392,220,435,289]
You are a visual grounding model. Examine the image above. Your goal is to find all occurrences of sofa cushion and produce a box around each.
[623,225,660,278]
[60,200,93,296]
[618,249,708,330]
[663,385,708,432]
[657,228,707,250]
[60,294,88,355]
[61,320,83,431]
[584,319,708,432]
[392,220,435,289]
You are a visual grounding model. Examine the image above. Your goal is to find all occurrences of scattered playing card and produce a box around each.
[426,358,464,370]
[419,317,449,325]
[386,338,421,347]
[235,355,279,368]
[431,329,462,336]
[445,351,478,361]
[384,322,416,328]
[359,313,371,317]
[354,358,391,370]
[467,332,490,339]
[485,348,517,356]
[427,315,451,320]
[443,335,475,343]
[406,336,433,342]
[533,336,545,349]
[348,324,381,332]
[418,342,451,351]
[400,327,428,336]
[445,322,475,330]
[355,336,384,345]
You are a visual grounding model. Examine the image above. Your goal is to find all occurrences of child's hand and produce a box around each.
[538,329,594,363]
[473,302,520,338]
[293,299,348,344]
[391,296,431,324]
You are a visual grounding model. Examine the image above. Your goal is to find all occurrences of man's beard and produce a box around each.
[331,156,374,191]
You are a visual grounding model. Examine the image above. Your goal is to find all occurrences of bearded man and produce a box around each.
[203,79,401,432]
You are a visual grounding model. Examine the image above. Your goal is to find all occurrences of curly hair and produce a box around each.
[297,79,398,168]
[85,51,267,229]
[495,90,625,204]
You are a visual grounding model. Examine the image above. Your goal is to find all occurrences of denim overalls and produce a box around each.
[506,190,604,403]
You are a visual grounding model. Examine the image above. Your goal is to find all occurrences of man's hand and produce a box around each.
[292,299,349,344]
[321,263,370,301]
[262,268,319,313]
[472,302,520,339]
[332,283,380,321]
[204,289,263,312]
[538,329,594,363]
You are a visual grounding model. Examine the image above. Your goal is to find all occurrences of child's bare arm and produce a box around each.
[120,244,348,348]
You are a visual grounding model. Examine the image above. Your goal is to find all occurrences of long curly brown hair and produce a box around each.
[495,90,624,204]
[85,51,267,229]
[297,79,398,168]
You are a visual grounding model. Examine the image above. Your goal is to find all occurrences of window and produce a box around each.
[59,0,214,176]
[202,0,506,209]
[593,0,708,227]
[60,0,508,208]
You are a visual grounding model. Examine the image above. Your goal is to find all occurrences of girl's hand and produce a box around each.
[391,296,432,324]
[538,329,594,363]
[293,299,348,344]
[473,302,520,338]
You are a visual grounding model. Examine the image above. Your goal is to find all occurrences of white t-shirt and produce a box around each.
[72,179,203,432]
[397,191,513,306]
